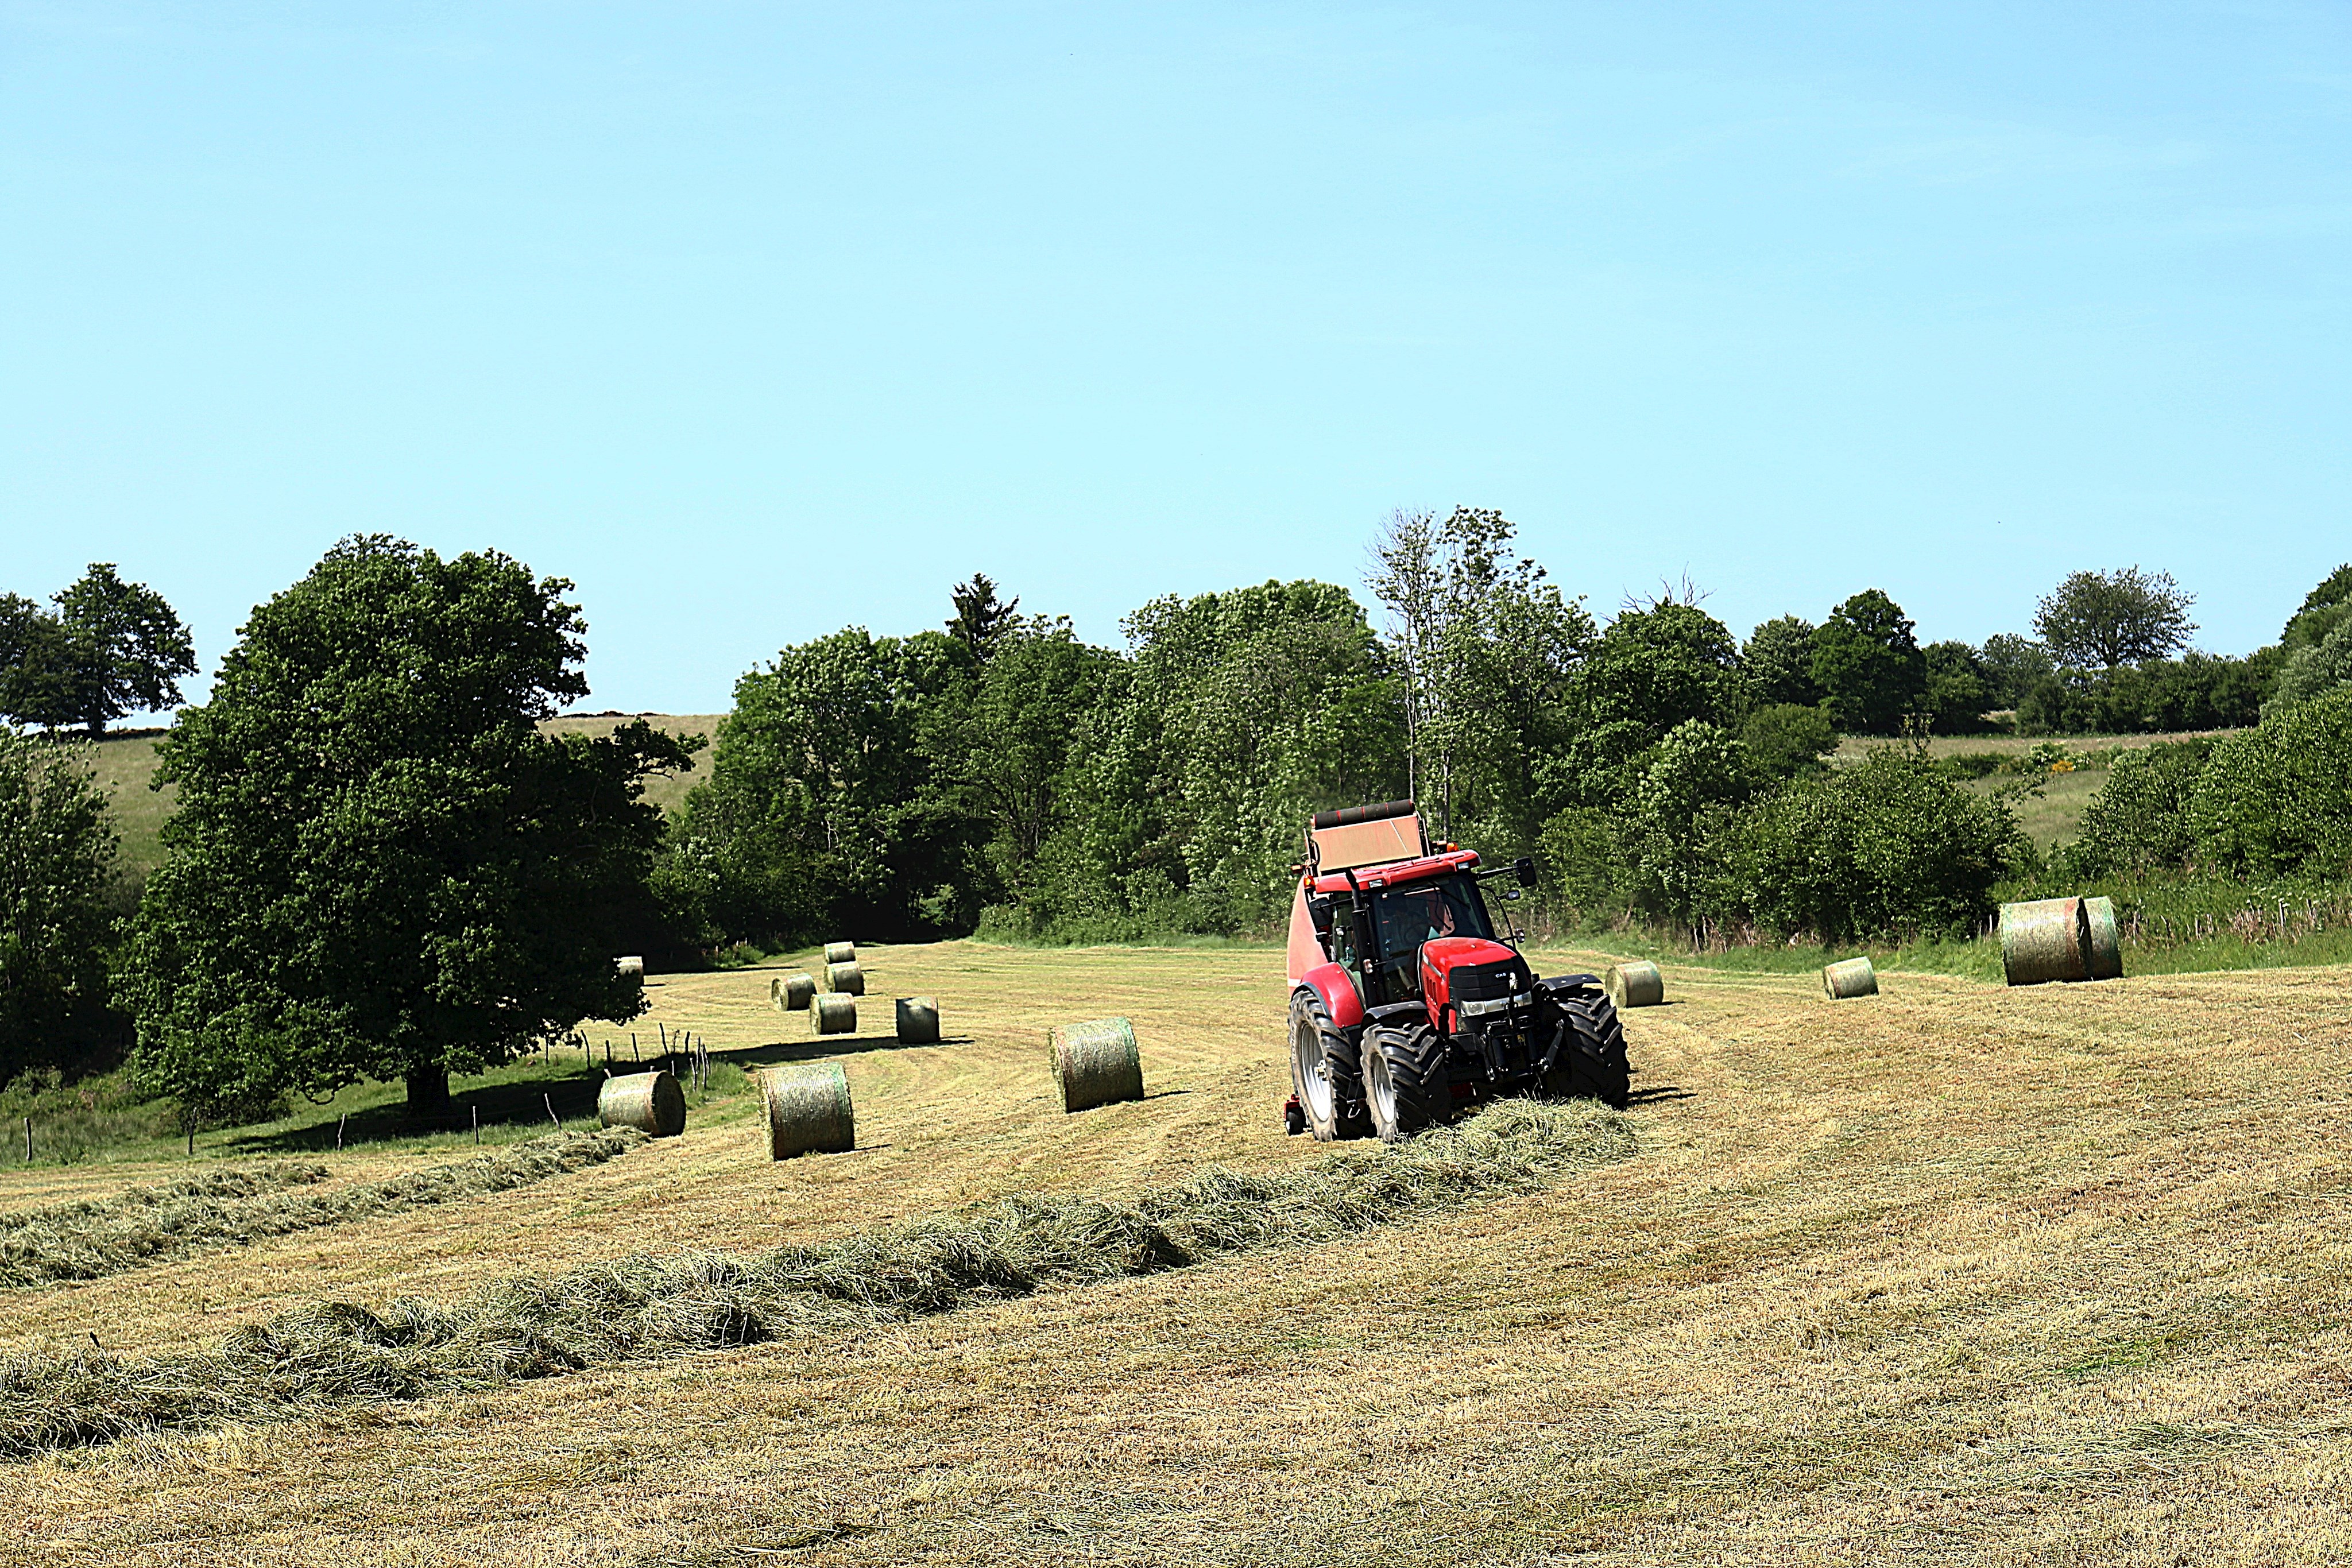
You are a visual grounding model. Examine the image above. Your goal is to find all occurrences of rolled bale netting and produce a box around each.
[615,955,644,978]
[2000,897,2091,987]
[1823,957,1879,1000]
[597,1070,686,1137]
[1604,961,1665,1009]
[813,993,857,1036]
[771,971,816,1012]
[895,996,941,1044]
[2082,896,2124,981]
[823,941,856,965]
[826,961,866,996]
[759,1062,854,1159]
[1053,1017,1144,1113]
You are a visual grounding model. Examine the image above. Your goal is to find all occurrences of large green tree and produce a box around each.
[1812,589,1925,735]
[0,566,196,734]
[0,734,120,1078]
[2034,566,2196,671]
[1743,615,1821,707]
[123,537,688,1120]
[672,625,983,944]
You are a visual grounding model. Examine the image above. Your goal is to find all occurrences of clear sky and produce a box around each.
[5,2,2348,717]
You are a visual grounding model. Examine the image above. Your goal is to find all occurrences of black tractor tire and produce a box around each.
[1545,993,1630,1109]
[1288,990,1368,1141]
[1361,1017,1448,1144]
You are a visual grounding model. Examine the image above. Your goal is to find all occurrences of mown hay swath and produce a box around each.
[0,1128,643,1290]
[0,1098,1632,1459]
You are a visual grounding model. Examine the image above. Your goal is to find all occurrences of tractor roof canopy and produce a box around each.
[1307,799,1429,877]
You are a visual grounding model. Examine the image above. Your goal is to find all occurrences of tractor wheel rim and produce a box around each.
[1364,1047,1396,1127]
[1293,1020,1333,1123]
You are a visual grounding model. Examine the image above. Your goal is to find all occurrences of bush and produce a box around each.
[1742,703,1836,780]
[2190,688,2352,878]
[2016,651,2277,735]
[1741,746,2019,944]
[2068,739,2214,876]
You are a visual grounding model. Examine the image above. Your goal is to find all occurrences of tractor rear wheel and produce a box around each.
[1288,991,1367,1141]
[1361,1017,1447,1143]
[1544,993,1630,1109]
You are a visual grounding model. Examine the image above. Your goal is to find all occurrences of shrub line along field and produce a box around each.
[5,939,2352,1564]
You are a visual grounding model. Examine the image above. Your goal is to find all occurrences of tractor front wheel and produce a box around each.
[1361,1017,1447,1144]
[1288,991,1367,1141]
[1544,993,1631,1109]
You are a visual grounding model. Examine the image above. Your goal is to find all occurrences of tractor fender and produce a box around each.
[1296,962,1364,1032]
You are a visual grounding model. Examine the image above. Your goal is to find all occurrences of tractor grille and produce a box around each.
[1450,956,1533,1004]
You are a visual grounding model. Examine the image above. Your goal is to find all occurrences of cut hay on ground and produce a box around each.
[0,1128,644,1290]
[0,1098,1632,1458]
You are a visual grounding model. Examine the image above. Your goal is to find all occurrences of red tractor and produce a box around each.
[1282,799,1629,1142]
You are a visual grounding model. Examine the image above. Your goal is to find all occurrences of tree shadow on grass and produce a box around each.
[715,1036,976,1070]
[222,1071,616,1155]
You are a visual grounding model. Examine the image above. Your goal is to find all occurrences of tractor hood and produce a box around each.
[1418,936,1529,1025]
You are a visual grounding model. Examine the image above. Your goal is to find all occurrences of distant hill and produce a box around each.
[84,713,722,881]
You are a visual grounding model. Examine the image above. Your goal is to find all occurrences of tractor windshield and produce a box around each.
[1372,874,1494,960]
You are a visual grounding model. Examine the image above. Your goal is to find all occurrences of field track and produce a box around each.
[5,942,2351,1565]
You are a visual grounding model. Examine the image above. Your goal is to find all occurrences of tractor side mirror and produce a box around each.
[1515,856,1537,888]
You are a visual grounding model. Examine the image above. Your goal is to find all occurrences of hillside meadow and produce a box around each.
[5,939,2350,1565]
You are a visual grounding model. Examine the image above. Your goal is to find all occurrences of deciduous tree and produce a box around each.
[2033,566,2196,671]
[123,537,689,1120]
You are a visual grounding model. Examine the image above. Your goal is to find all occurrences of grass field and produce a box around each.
[77,714,721,881]
[6,939,2351,1565]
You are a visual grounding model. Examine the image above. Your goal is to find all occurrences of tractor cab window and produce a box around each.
[1372,875,1494,960]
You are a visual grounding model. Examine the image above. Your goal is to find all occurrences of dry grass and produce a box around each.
[3,940,2351,1565]
[0,1129,641,1288]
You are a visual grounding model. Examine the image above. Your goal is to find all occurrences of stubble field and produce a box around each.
[5,940,2350,1566]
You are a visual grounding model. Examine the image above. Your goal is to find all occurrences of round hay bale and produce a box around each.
[616,955,644,978]
[823,940,856,965]
[759,1062,853,1158]
[895,996,940,1043]
[1999,897,2090,986]
[1604,961,1664,1008]
[1822,956,1879,1000]
[598,1070,686,1137]
[2082,896,2123,981]
[1052,1017,1144,1113]
[813,993,857,1035]
[770,971,816,1012]
[826,961,865,996]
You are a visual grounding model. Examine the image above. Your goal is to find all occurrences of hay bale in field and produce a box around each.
[2083,896,2124,981]
[1604,961,1664,1008]
[616,955,644,978]
[826,961,865,996]
[597,1071,686,1137]
[759,1062,854,1159]
[770,971,816,1012]
[823,940,856,965]
[1052,1017,1144,1113]
[1822,956,1879,1000]
[2000,897,2091,986]
[813,993,857,1035]
[895,997,940,1043]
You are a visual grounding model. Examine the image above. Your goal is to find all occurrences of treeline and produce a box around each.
[661,513,2351,951]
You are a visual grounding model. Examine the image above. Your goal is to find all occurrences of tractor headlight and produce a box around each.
[1457,996,1514,1018]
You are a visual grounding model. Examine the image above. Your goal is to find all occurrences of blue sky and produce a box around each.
[5,2,2348,715]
